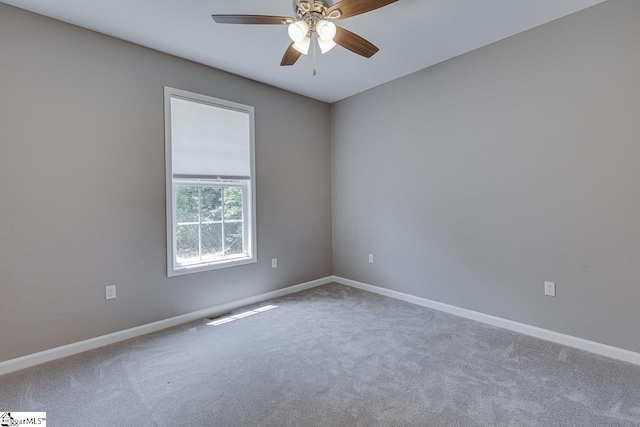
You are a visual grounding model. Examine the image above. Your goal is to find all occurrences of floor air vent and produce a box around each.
[205,305,278,326]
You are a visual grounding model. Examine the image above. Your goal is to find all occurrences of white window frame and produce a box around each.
[164,87,257,277]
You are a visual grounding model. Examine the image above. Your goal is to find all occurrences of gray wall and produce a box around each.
[332,1,640,353]
[0,4,332,362]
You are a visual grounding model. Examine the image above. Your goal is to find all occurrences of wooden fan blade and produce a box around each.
[212,15,294,25]
[281,43,303,66]
[334,26,379,58]
[326,0,398,20]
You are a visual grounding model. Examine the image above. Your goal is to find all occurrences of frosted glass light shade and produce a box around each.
[318,38,336,54]
[293,36,311,55]
[316,20,336,42]
[288,21,309,43]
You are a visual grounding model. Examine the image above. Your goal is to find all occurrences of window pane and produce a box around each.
[225,222,244,255]
[224,187,243,220]
[201,187,222,222]
[176,186,199,223]
[202,223,223,258]
[176,224,199,262]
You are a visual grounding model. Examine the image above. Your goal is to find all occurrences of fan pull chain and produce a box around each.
[311,4,317,77]
[312,33,317,76]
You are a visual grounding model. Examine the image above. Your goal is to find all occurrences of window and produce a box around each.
[164,87,256,276]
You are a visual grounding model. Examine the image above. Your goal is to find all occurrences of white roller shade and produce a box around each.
[171,97,251,179]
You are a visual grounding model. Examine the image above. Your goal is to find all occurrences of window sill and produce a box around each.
[168,255,256,277]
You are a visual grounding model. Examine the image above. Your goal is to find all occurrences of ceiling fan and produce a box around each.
[212,0,398,72]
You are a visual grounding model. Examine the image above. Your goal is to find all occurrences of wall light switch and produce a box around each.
[272,258,278,268]
[368,254,374,264]
[544,281,556,297]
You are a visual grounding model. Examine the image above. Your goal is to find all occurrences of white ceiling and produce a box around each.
[2,0,606,103]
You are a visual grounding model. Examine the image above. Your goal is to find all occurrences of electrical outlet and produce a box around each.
[106,285,116,300]
[272,258,278,268]
[544,281,556,297]
[368,254,374,264]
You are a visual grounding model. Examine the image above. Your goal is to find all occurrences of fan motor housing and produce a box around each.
[293,0,330,15]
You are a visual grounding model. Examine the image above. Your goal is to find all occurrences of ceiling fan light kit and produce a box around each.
[212,0,398,72]
[287,17,337,56]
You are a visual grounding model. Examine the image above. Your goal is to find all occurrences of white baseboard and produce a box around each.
[0,276,333,376]
[332,276,640,366]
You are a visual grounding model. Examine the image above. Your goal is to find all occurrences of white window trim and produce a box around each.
[164,87,257,277]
